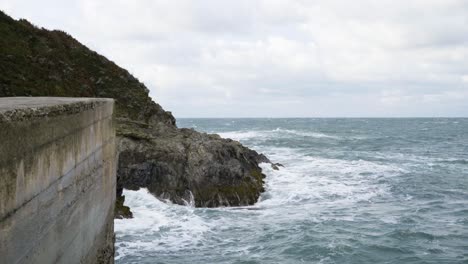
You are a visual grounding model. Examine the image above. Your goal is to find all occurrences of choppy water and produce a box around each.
[115,118,468,264]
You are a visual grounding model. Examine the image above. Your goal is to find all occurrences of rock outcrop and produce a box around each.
[0,11,270,215]
[117,122,266,207]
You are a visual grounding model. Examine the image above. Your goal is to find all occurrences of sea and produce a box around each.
[115,118,468,264]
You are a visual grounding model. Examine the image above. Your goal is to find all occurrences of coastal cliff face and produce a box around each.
[0,11,268,213]
[0,98,116,264]
[118,126,266,207]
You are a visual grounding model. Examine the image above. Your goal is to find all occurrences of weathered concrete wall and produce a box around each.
[0,97,116,264]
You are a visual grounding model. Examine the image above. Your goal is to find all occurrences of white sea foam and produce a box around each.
[114,189,210,260]
[274,128,341,139]
[217,128,341,141]
[115,141,411,262]
[217,130,264,141]
[256,146,405,209]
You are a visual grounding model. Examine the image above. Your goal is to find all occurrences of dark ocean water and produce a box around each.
[115,118,468,264]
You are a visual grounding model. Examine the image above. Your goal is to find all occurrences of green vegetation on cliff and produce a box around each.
[0,10,174,125]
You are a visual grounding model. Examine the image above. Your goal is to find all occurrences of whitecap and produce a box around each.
[256,150,401,209]
[273,128,341,139]
[115,189,211,260]
[217,130,264,141]
[217,128,341,141]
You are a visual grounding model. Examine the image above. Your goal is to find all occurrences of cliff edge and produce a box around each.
[0,11,269,215]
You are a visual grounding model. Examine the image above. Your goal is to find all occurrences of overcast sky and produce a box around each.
[2,1,468,117]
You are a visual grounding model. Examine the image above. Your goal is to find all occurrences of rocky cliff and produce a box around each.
[0,11,269,215]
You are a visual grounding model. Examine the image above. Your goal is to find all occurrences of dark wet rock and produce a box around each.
[271,163,285,170]
[114,191,133,219]
[117,122,269,207]
[256,153,271,164]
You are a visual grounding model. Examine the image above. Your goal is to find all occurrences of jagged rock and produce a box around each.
[116,121,269,207]
[114,191,133,219]
[271,163,284,170]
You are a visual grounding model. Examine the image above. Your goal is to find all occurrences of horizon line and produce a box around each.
[176,116,468,119]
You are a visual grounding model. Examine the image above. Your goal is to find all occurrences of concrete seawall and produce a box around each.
[0,97,116,264]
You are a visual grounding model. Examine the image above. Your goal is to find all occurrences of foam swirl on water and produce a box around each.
[115,189,210,260]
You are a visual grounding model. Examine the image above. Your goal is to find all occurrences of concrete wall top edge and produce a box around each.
[0,97,114,123]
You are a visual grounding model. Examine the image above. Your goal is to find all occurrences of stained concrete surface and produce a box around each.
[0,97,116,264]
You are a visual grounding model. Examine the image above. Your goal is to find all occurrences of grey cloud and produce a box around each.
[1,0,467,117]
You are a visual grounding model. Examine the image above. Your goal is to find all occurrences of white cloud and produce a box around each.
[1,0,468,116]
[462,75,468,83]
